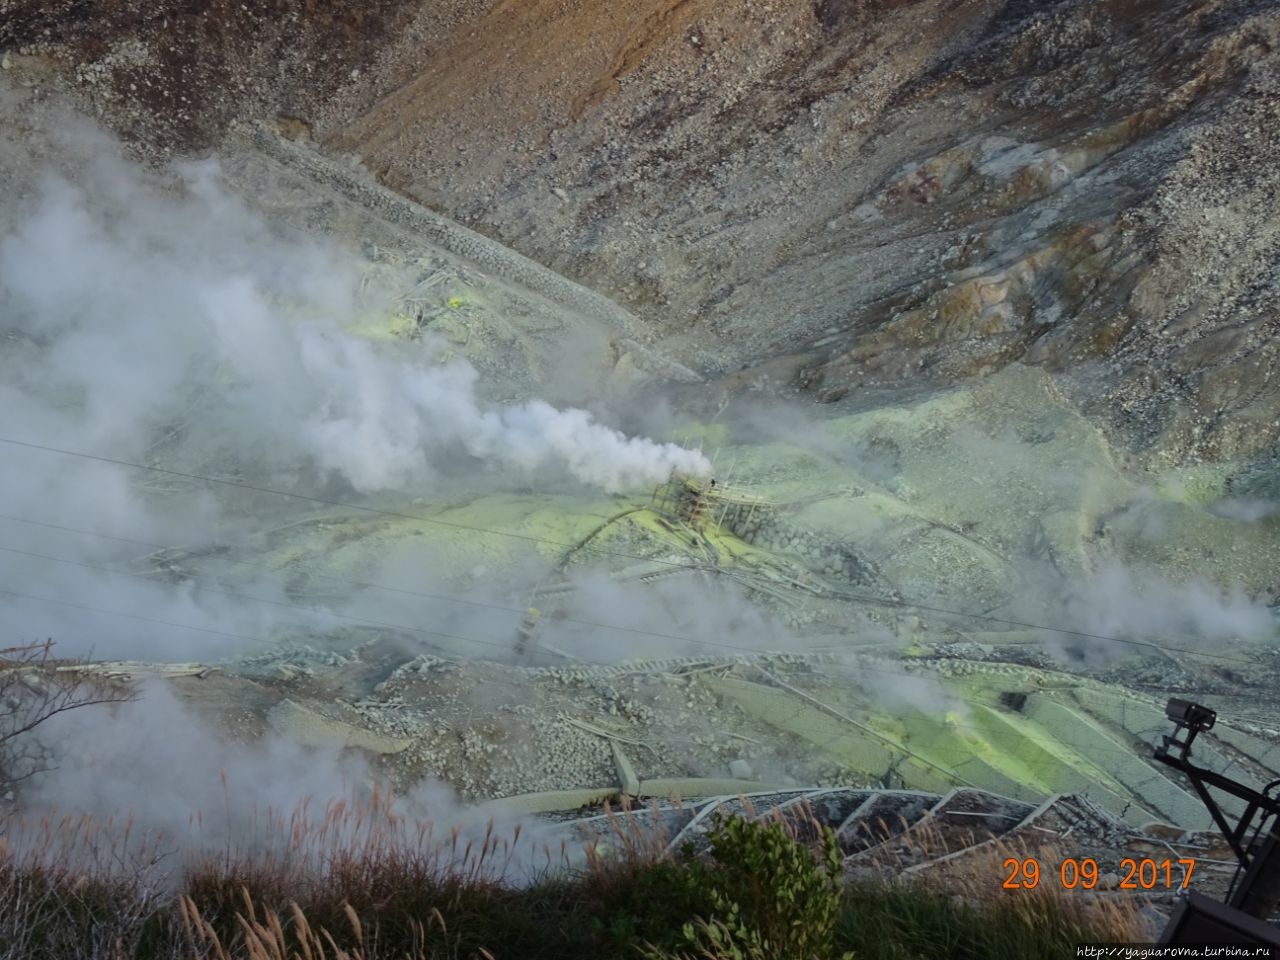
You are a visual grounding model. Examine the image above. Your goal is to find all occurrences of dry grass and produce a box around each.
[0,791,1153,960]
[839,817,1155,957]
[177,889,462,960]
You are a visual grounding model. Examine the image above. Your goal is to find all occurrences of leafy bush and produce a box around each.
[641,812,853,960]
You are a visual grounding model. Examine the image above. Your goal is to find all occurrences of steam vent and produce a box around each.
[2,0,1280,952]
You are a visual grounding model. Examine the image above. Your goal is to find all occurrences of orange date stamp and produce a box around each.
[1001,857,1197,891]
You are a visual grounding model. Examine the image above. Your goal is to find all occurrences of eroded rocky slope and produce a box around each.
[6,0,1279,476]
[2,0,1279,846]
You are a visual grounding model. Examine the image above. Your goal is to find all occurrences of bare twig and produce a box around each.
[1,640,138,803]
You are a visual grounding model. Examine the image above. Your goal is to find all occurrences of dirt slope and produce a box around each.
[4,0,1280,472]
[324,0,1280,471]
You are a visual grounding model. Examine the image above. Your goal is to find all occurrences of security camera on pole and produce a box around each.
[1152,698,1280,945]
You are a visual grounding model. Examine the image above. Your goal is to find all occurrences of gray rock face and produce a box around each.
[11,0,1280,471]
[728,758,754,780]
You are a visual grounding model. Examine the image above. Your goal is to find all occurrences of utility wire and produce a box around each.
[0,586,268,645]
[0,542,504,654]
[0,435,704,570]
[847,599,1259,666]
[9,554,1273,757]
[4,574,1268,814]
[0,576,1156,751]
[0,578,993,799]
[0,512,733,650]
[0,538,860,662]
[432,657,1229,809]
[0,509,1260,668]
[0,434,1266,666]
[0,442,1262,824]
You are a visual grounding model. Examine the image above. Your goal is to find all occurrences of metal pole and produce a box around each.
[1230,823,1280,920]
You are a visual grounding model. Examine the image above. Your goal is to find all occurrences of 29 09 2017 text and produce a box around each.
[1003,857,1197,890]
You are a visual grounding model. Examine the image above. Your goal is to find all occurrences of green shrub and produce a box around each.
[642,812,854,960]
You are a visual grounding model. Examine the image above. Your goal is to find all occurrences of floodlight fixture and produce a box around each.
[1166,698,1216,732]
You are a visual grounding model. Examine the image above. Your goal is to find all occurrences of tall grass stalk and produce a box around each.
[0,792,1150,960]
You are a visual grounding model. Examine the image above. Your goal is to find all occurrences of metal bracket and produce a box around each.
[1153,699,1280,869]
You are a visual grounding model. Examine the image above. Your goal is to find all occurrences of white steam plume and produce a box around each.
[0,149,708,496]
[1010,559,1274,664]
[297,331,710,494]
[0,110,707,660]
[9,683,565,886]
